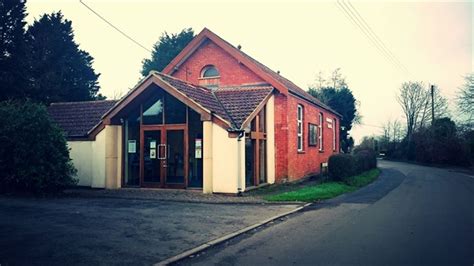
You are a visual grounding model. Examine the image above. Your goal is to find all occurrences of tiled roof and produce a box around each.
[215,86,273,128]
[154,72,273,128]
[48,100,117,138]
[155,72,232,123]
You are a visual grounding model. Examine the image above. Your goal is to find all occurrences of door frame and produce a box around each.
[139,124,188,188]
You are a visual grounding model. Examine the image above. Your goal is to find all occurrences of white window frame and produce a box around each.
[318,113,323,151]
[333,118,337,151]
[297,105,304,152]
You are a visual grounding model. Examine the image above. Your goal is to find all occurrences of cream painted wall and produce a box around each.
[266,96,276,184]
[105,125,122,189]
[68,141,93,186]
[91,130,106,188]
[211,124,242,193]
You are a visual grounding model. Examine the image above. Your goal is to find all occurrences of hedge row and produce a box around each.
[327,149,377,183]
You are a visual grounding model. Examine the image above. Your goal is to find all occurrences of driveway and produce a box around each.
[179,160,474,265]
[0,197,297,265]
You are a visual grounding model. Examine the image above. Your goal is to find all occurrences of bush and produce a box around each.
[354,149,377,172]
[0,100,77,194]
[329,149,377,184]
[328,154,356,183]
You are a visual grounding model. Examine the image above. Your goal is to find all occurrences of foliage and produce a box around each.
[354,149,377,173]
[411,118,470,166]
[0,100,77,194]
[141,28,194,76]
[0,0,29,101]
[264,169,380,202]
[328,154,356,182]
[26,12,102,103]
[457,73,474,122]
[397,81,449,140]
[308,69,360,153]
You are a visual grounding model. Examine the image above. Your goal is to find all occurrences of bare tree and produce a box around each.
[419,86,449,128]
[457,73,474,122]
[397,82,430,139]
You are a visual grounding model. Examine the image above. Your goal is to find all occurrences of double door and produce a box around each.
[140,125,187,188]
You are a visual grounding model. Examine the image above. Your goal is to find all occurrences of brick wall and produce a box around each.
[284,94,340,181]
[172,41,265,86]
[169,38,340,183]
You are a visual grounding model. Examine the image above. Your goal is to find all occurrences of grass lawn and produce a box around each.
[264,168,381,202]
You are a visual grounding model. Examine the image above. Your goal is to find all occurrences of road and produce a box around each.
[179,160,474,265]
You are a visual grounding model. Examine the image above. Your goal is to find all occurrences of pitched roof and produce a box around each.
[48,100,117,138]
[154,72,273,128]
[162,28,341,117]
[215,85,273,128]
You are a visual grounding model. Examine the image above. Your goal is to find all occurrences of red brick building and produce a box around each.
[49,28,340,193]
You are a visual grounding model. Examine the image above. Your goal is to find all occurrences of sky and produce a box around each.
[25,0,473,143]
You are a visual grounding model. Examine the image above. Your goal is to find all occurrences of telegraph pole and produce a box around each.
[431,84,435,126]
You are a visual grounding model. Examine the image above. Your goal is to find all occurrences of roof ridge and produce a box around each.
[215,86,273,92]
[210,90,238,129]
[50,99,117,105]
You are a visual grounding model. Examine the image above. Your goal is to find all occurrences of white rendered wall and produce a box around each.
[91,130,106,188]
[211,125,243,193]
[68,141,93,187]
[266,95,276,184]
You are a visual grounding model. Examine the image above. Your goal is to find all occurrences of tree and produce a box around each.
[0,100,77,194]
[457,73,474,122]
[397,81,449,140]
[26,12,102,103]
[141,28,194,76]
[0,0,29,101]
[309,69,360,153]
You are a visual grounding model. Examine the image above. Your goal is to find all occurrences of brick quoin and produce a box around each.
[169,36,340,184]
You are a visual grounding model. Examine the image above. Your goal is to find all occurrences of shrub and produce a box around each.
[0,100,77,194]
[354,149,377,172]
[328,154,356,182]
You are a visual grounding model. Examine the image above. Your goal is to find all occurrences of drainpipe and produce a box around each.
[230,128,245,196]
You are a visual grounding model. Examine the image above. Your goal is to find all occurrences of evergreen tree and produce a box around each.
[0,0,29,100]
[141,28,194,76]
[309,69,359,153]
[26,12,101,103]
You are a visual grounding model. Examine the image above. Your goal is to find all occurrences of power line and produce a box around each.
[336,0,415,80]
[79,0,152,53]
[346,1,414,78]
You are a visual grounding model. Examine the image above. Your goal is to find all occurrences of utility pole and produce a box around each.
[431,84,435,126]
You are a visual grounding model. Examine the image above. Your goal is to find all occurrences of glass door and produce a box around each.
[142,130,163,186]
[165,129,186,187]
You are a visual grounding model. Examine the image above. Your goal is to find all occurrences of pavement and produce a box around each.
[178,160,474,265]
[0,197,298,265]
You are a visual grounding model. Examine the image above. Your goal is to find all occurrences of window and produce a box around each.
[297,105,304,151]
[201,65,219,78]
[318,112,323,151]
[333,118,337,151]
[309,124,318,146]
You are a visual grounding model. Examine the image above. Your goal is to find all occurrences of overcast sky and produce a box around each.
[25,0,472,143]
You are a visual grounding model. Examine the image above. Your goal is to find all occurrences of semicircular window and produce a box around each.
[201,65,219,78]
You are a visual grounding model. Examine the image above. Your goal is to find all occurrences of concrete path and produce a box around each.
[0,197,297,265]
[179,160,474,265]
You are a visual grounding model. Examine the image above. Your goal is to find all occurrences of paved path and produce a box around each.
[179,161,474,265]
[0,197,297,265]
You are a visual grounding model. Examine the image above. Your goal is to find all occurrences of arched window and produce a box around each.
[201,65,219,78]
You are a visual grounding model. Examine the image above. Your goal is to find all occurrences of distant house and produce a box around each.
[48,28,340,194]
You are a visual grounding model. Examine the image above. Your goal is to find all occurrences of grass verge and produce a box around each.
[264,168,381,202]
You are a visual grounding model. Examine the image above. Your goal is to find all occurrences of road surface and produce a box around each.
[180,160,474,265]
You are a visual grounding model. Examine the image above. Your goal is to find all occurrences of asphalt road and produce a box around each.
[0,197,296,265]
[180,161,474,266]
